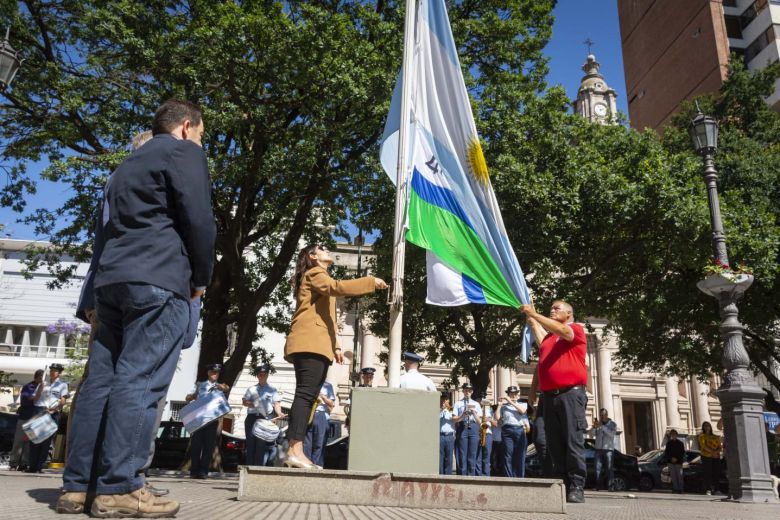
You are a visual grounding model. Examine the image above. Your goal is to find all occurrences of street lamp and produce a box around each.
[690,107,778,503]
[0,27,22,90]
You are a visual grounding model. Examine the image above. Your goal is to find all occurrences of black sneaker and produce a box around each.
[567,487,585,503]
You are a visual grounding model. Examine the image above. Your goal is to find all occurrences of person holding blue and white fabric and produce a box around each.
[186,364,229,479]
[242,364,284,466]
[439,395,455,475]
[304,381,336,467]
[501,386,530,478]
[453,383,482,476]
[28,363,69,473]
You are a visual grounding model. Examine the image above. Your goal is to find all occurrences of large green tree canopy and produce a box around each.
[0,0,556,388]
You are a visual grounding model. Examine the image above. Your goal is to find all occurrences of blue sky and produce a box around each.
[0,0,627,240]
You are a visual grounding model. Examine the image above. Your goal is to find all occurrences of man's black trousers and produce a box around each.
[542,386,588,489]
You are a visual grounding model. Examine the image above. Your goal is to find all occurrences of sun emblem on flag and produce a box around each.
[466,135,489,185]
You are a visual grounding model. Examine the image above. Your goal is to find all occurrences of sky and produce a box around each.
[0,0,627,241]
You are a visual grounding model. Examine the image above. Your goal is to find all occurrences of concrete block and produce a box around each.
[347,387,439,474]
[238,466,566,513]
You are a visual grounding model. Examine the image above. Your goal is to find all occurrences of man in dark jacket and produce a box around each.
[59,100,216,518]
[664,429,686,494]
[9,369,44,470]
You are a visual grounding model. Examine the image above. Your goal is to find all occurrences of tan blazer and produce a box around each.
[284,266,375,362]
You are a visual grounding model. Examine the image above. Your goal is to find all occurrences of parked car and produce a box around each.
[0,411,19,466]
[660,454,729,494]
[525,438,640,491]
[638,449,700,491]
[150,420,246,472]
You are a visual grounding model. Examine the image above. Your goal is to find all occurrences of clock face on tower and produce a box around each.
[594,103,608,117]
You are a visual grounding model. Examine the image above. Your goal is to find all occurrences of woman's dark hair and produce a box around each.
[702,421,712,434]
[292,244,320,296]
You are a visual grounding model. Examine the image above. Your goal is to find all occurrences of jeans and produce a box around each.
[140,397,166,474]
[669,463,684,492]
[456,423,479,476]
[502,425,527,477]
[63,283,188,494]
[542,387,588,489]
[439,433,454,475]
[29,412,60,472]
[594,449,614,489]
[476,432,492,476]
[701,456,719,493]
[304,410,329,467]
[288,353,329,442]
[190,421,218,477]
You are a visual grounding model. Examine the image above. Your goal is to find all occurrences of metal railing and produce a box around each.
[0,342,75,359]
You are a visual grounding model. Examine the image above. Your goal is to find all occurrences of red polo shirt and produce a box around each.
[538,322,587,392]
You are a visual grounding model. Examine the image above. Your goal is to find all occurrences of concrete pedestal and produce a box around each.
[238,466,566,513]
[347,387,438,474]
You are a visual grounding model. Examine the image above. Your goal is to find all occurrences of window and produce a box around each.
[725,15,743,39]
[744,25,776,62]
[740,0,768,30]
[723,0,737,6]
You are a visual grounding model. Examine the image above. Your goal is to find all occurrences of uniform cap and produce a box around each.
[254,364,271,375]
[206,363,223,371]
[402,352,424,363]
[461,382,473,390]
[49,363,65,372]
[506,385,520,394]
[360,367,376,375]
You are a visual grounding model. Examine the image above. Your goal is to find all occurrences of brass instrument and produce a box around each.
[307,396,322,425]
[479,399,490,447]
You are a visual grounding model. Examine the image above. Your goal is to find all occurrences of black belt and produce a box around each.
[542,385,584,396]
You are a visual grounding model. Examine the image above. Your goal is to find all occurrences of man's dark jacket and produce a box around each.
[93,134,216,299]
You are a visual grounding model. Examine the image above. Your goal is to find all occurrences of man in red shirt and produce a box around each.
[521,300,588,503]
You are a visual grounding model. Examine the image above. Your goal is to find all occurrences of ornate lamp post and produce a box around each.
[0,27,22,90]
[690,108,778,503]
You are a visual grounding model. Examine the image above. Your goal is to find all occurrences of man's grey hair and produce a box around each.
[132,130,153,151]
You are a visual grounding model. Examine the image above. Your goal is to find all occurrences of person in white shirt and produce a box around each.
[476,399,498,476]
[186,363,230,479]
[500,385,531,478]
[242,364,284,466]
[398,352,437,391]
[304,381,336,467]
[439,395,456,475]
[29,363,69,473]
[453,382,482,476]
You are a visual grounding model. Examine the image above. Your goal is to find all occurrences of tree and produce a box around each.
[0,1,554,393]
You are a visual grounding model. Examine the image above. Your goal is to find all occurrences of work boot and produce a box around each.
[55,492,86,514]
[566,486,585,503]
[90,487,179,518]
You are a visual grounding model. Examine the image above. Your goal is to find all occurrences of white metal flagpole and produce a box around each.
[387,0,417,388]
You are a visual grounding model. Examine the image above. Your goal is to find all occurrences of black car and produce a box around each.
[0,411,19,466]
[150,420,246,472]
[638,449,700,491]
[525,438,640,491]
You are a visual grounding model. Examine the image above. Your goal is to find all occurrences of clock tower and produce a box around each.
[575,53,618,124]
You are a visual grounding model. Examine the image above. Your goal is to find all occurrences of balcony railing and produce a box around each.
[0,343,75,359]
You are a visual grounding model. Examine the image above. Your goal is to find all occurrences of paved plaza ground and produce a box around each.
[0,469,777,519]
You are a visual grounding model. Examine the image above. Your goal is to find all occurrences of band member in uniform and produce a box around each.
[304,381,336,467]
[242,364,284,466]
[358,367,376,388]
[453,382,481,476]
[398,352,437,391]
[476,398,497,476]
[29,363,69,473]
[439,395,455,475]
[500,385,530,478]
[186,364,230,479]
[284,244,386,469]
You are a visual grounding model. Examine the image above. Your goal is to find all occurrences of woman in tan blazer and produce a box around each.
[284,244,387,468]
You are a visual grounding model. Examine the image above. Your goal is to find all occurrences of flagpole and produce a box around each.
[387,0,417,388]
